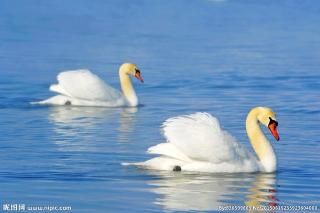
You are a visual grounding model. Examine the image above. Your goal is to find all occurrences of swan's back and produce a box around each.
[52,69,122,102]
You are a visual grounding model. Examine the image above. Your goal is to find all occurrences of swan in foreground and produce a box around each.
[125,107,280,173]
[34,63,144,107]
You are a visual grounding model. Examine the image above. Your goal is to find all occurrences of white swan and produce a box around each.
[35,63,144,107]
[126,107,280,173]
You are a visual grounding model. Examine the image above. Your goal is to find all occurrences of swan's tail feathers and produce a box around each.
[122,143,191,170]
[49,84,71,97]
[31,95,73,105]
[121,162,145,167]
[122,157,186,171]
[148,143,191,162]
[122,143,190,171]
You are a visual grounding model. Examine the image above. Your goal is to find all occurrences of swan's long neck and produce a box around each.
[246,109,277,172]
[119,69,138,107]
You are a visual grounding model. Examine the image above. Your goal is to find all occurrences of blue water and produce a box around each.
[1,0,320,212]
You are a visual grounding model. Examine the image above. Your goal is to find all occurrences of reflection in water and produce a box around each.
[118,107,138,143]
[245,173,278,209]
[49,106,118,134]
[147,171,277,211]
[48,106,138,150]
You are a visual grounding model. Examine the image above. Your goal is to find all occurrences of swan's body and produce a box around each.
[35,63,143,107]
[126,107,279,173]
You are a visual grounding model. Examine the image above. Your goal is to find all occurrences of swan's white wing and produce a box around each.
[51,69,123,102]
[158,112,254,164]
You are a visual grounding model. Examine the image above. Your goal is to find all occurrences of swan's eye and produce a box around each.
[134,68,144,83]
[269,117,278,127]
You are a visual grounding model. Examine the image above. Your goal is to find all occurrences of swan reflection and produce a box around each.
[146,171,277,211]
[118,107,138,142]
[48,106,138,150]
[245,173,278,209]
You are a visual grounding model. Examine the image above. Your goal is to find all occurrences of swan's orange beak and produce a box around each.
[135,70,144,83]
[268,119,280,141]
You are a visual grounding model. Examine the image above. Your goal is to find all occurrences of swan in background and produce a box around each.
[125,107,280,173]
[34,63,144,107]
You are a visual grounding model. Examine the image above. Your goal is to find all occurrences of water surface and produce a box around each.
[0,0,320,212]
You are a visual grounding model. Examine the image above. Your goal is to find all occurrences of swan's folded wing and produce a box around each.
[53,69,123,101]
[162,112,251,164]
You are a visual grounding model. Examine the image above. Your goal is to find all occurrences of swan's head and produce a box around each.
[257,107,280,141]
[120,63,144,83]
